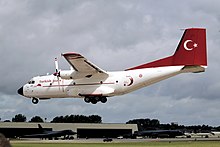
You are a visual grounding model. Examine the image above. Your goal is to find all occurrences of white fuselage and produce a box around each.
[23,66,186,100]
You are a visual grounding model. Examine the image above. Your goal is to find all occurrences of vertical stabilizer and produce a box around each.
[173,28,207,67]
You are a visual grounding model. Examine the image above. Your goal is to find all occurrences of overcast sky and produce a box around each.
[0,0,220,126]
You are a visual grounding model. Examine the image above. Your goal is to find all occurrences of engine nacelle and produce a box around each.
[59,70,77,79]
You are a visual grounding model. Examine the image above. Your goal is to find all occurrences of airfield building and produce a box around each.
[0,122,138,138]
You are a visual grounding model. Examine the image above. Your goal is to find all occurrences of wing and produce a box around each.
[62,52,107,75]
[22,132,65,138]
[22,133,51,138]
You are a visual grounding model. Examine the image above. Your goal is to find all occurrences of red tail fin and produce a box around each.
[173,28,207,66]
[126,28,207,70]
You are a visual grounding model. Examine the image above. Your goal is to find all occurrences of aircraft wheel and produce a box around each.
[84,97,91,103]
[100,97,107,103]
[95,96,100,101]
[32,98,39,104]
[91,99,97,104]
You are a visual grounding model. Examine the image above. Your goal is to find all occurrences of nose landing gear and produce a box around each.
[32,97,39,104]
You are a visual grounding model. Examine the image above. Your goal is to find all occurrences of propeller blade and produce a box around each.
[54,58,61,90]
[57,76,60,90]
[55,58,59,73]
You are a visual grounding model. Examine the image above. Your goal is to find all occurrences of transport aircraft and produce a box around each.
[133,129,185,138]
[18,28,207,104]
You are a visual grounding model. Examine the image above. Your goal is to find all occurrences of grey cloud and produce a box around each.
[0,0,220,125]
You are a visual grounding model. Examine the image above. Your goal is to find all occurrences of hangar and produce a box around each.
[0,122,138,138]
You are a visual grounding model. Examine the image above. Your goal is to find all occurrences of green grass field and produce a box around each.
[11,141,220,147]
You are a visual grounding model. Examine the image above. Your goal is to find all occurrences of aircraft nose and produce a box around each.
[17,87,24,96]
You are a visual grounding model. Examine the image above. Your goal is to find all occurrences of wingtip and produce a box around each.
[62,52,81,56]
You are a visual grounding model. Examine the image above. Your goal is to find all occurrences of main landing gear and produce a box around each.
[84,97,107,104]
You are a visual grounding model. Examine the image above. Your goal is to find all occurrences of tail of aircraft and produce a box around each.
[173,28,207,66]
[38,124,43,130]
[127,28,207,70]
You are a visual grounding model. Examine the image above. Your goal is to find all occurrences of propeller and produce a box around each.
[53,58,61,90]
[54,58,59,75]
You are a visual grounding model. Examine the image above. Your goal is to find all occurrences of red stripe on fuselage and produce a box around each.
[42,82,115,88]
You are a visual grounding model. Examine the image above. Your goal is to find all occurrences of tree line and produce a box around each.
[2,114,102,123]
[51,115,102,123]
[126,118,220,133]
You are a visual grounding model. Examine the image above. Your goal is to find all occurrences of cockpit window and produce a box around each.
[28,80,35,84]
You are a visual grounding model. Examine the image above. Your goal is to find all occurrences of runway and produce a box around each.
[10,137,220,144]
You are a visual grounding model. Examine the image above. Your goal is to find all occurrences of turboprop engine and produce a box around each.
[53,58,93,80]
[59,70,76,79]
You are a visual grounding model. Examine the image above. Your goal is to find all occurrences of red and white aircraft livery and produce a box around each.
[18,28,207,104]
